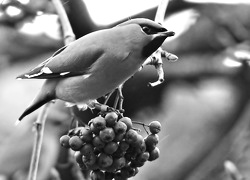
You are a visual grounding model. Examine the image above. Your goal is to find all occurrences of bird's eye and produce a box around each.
[142,26,151,34]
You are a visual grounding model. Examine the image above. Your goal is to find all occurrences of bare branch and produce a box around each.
[28,103,51,180]
[155,0,170,24]
[28,1,76,180]
[52,0,76,45]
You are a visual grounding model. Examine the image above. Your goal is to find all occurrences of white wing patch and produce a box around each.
[24,71,43,78]
[24,67,53,78]
[60,72,70,76]
[42,67,53,74]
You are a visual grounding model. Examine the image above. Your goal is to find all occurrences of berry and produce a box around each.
[92,116,106,130]
[69,136,83,151]
[119,141,130,152]
[112,148,126,158]
[87,163,99,171]
[105,172,115,180]
[80,143,94,156]
[149,121,161,134]
[74,151,83,165]
[114,132,125,142]
[120,167,130,178]
[79,163,88,170]
[132,133,144,146]
[133,134,146,154]
[80,128,93,143]
[90,169,105,180]
[59,135,70,148]
[145,134,159,151]
[112,157,126,170]
[97,153,113,168]
[99,127,115,143]
[148,147,160,161]
[105,112,118,127]
[125,129,138,144]
[114,172,123,180]
[121,166,138,178]
[114,121,127,134]
[130,160,145,167]
[136,152,150,162]
[92,135,105,149]
[82,153,97,167]
[124,147,138,161]
[119,117,132,130]
[90,123,100,135]
[104,141,118,155]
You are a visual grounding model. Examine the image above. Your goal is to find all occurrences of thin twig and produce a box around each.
[52,0,76,44]
[28,103,50,180]
[155,0,170,24]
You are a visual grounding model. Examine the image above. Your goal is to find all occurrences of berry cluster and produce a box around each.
[59,112,161,180]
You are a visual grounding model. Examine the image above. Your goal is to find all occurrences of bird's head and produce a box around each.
[117,18,175,57]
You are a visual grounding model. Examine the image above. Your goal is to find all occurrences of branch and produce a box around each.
[155,0,170,24]
[27,103,50,180]
[52,0,76,45]
[28,0,76,180]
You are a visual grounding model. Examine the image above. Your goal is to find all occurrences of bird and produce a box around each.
[17,18,175,122]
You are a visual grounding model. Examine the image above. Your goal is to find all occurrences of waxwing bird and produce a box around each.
[17,18,175,121]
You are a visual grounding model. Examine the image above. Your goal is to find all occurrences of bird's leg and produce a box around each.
[142,47,178,87]
[113,84,124,113]
[91,84,125,116]
[117,84,124,113]
[103,89,115,105]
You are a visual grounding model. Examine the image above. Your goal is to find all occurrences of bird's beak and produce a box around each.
[158,30,175,37]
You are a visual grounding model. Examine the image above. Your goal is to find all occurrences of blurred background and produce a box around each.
[0,0,250,180]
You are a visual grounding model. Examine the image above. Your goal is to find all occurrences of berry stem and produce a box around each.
[132,121,150,134]
[132,121,149,127]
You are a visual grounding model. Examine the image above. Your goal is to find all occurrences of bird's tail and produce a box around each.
[18,81,56,121]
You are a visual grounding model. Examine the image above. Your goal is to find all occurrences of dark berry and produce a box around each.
[99,127,115,143]
[114,121,127,134]
[119,117,132,131]
[149,121,161,134]
[104,141,118,155]
[125,129,138,144]
[105,112,118,127]
[60,135,70,148]
[90,169,105,180]
[145,134,159,151]
[92,135,105,149]
[80,143,94,156]
[69,136,83,151]
[148,147,160,161]
[82,153,97,167]
[92,116,106,130]
[80,127,93,143]
[74,151,83,165]
[97,153,113,168]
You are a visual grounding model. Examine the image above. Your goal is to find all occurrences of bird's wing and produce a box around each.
[17,41,104,79]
